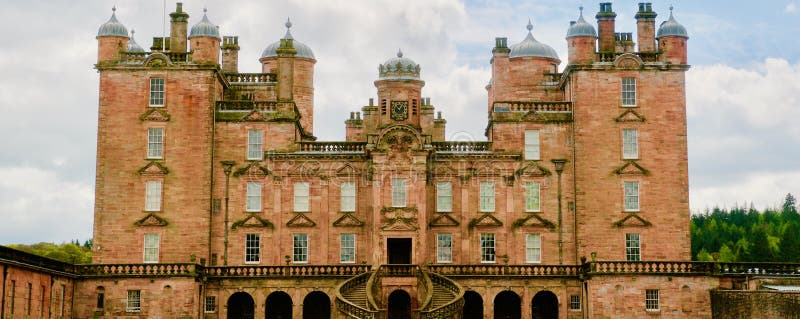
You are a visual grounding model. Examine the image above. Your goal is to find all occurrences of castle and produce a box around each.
[2,2,797,319]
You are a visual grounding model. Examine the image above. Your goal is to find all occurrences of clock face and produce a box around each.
[390,101,409,121]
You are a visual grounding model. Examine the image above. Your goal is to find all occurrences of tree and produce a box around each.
[696,248,714,261]
[746,226,775,262]
[718,244,736,262]
[783,193,799,221]
[780,222,800,262]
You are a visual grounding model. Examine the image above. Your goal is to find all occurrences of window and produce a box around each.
[143,234,160,263]
[205,296,217,313]
[480,182,495,212]
[622,77,636,106]
[246,182,262,212]
[340,182,356,212]
[524,130,540,160]
[480,233,495,263]
[245,234,260,263]
[294,182,310,212]
[126,290,141,312]
[622,129,639,159]
[247,130,263,160]
[437,233,453,263]
[626,233,641,261]
[525,234,542,263]
[436,182,452,212]
[147,127,164,159]
[293,234,308,263]
[391,178,406,207]
[569,295,581,311]
[97,291,105,308]
[525,182,541,212]
[144,181,162,211]
[150,78,165,106]
[340,233,356,263]
[624,181,640,211]
[645,289,659,311]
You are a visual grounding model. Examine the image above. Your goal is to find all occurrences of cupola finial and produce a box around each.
[286,17,292,30]
[397,49,403,58]
[526,19,533,32]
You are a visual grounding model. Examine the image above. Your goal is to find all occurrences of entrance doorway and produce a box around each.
[531,291,558,319]
[387,289,412,319]
[303,291,330,319]
[387,238,412,264]
[463,291,484,319]
[227,292,255,319]
[494,290,521,319]
[265,291,292,319]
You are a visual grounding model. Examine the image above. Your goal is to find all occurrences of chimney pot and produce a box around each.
[369,98,374,106]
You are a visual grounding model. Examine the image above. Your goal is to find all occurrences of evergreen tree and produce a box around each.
[780,222,800,262]
[747,226,775,262]
[696,248,714,261]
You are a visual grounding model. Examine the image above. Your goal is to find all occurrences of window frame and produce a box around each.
[247,129,263,160]
[340,233,356,263]
[436,233,453,263]
[436,182,452,212]
[293,233,309,263]
[524,130,541,160]
[144,180,162,212]
[294,182,310,212]
[340,182,356,212]
[126,290,141,313]
[626,233,641,261]
[143,233,160,263]
[246,182,262,212]
[245,233,260,264]
[479,182,495,213]
[147,127,164,159]
[624,181,640,212]
[525,233,542,263]
[204,296,217,313]
[569,295,581,311]
[525,181,541,212]
[479,233,496,263]
[391,178,407,208]
[149,78,165,107]
[622,129,639,159]
[645,289,659,311]
[621,77,637,106]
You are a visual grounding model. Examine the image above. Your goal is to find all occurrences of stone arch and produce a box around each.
[463,290,484,319]
[266,291,293,319]
[387,289,412,319]
[228,292,256,319]
[494,290,521,319]
[531,290,558,319]
[302,291,330,319]
[376,125,422,151]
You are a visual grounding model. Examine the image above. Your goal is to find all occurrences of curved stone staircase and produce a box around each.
[335,265,464,319]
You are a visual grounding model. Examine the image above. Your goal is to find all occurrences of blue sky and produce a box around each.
[0,0,798,244]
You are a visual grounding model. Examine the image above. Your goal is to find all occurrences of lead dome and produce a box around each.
[97,7,129,38]
[566,7,597,39]
[189,8,220,38]
[657,7,688,39]
[509,20,560,61]
[378,50,421,80]
[260,19,316,60]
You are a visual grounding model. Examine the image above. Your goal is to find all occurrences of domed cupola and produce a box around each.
[378,50,421,80]
[657,6,688,39]
[509,19,560,61]
[97,6,129,38]
[260,19,316,60]
[126,30,145,52]
[189,8,220,39]
[566,7,597,39]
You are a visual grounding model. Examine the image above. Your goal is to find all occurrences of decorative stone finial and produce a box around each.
[579,6,584,14]
[112,5,116,13]
[204,7,208,14]
[397,49,403,58]
[526,19,533,32]
[286,17,292,29]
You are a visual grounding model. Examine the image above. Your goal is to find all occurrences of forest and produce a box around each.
[691,193,800,262]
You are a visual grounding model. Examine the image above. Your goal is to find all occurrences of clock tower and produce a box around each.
[374,50,425,128]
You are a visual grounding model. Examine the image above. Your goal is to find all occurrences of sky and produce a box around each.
[1,0,798,244]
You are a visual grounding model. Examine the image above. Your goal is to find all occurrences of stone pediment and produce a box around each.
[614,53,644,69]
[289,161,321,177]
[233,161,270,177]
[468,213,503,228]
[380,206,419,231]
[429,213,460,227]
[613,212,653,228]
[286,213,317,228]
[144,53,170,67]
[516,162,551,177]
[241,110,267,122]
[474,164,501,177]
[615,109,646,122]
[613,161,650,176]
[231,213,274,230]
[512,213,556,230]
[138,161,169,175]
[139,108,171,122]
[134,213,168,227]
[336,163,360,177]
[432,164,458,177]
[332,212,364,227]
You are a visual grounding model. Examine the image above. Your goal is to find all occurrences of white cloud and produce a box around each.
[786,3,797,13]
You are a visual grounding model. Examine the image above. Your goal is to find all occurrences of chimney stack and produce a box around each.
[596,2,617,53]
[169,3,189,53]
[635,3,657,52]
[221,36,240,73]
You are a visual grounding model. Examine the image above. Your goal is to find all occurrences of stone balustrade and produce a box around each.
[216,100,290,112]
[431,141,492,153]
[224,73,277,83]
[429,264,582,277]
[596,51,661,63]
[204,264,370,278]
[492,101,573,113]
[380,264,418,277]
[78,263,197,277]
[298,142,367,153]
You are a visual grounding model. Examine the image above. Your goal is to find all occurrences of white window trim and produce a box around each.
[247,129,263,160]
[525,181,541,212]
[149,78,165,107]
[624,181,640,212]
[245,234,260,264]
[147,127,164,159]
[436,233,453,263]
[293,234,309,264]
[479,182,495,213]
[525,233,542,263]
[524,130,541,160]
[294,182,310,212]
[621,77,637,107]
[143,233,160,263]
[340,182,356,212]
[436,182,452,213]
[126,290,141,312]
[246,182,262,212]
[340,233,356,264]
[626,233,641,261]
[569,295,581,311]
[479,233,496,263]
[204,296,217,313]
[622,129,639,160]
[391,178,407,208]
[144,181,162,212]
[645,289,660,311]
